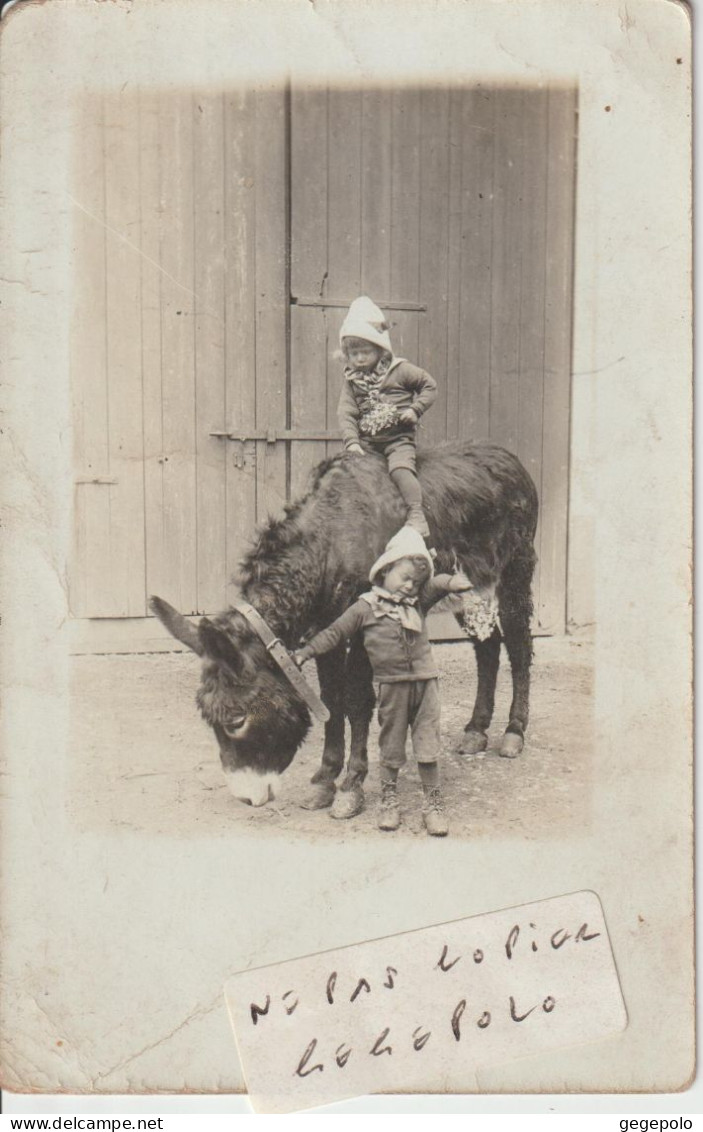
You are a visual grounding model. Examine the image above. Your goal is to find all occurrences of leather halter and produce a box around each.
[233,601,331,724]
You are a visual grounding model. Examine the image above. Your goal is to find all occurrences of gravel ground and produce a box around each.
[69,632,593,842]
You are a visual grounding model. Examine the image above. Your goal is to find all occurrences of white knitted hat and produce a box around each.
[369,525,435,585]
[340,296,393,354]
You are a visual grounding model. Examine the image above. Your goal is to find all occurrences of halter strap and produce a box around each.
[233,601,331,724]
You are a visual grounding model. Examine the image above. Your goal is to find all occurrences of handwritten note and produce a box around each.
[225,891,627,1113]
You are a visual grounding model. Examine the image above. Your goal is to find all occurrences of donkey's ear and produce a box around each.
[198,618,244,674]
[150,596,204,656]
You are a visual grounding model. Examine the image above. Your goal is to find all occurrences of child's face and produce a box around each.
[344,338,382,372]
[382,558,423,599]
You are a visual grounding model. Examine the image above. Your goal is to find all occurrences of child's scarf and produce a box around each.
[344,354,392,396]
[360,586,423,634]
[345,357,399,435]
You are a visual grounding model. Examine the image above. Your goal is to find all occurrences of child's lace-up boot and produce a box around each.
[422,786,449,837]
[377,780,401,831]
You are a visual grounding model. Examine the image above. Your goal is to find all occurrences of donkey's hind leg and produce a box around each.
[456,631,501,755]
[497,553,535,758]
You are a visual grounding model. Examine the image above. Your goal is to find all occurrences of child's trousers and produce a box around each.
[359,433,417,474]
[377,678,441,770]
[359,435,425,517]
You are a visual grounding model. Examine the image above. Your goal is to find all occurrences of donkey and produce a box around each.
[151,443,538,812]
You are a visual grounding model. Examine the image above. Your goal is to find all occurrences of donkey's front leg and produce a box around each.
[299,646,346,810]
[330,637,375,820]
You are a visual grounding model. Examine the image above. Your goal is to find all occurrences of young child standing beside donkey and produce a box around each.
[294,526,472,837]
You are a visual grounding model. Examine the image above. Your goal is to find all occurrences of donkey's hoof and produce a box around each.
[299,781,336,810]
[457,729,488,756]
[500,731,524,759]
[330,785,365,820]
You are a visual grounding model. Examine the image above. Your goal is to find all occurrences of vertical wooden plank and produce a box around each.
[193,93,227,613]
[445,86,464,440]
[360,89,392,299]
[327,88,362,296]
[516,88,549,629]
[458,87,494,440]
[539,86,577,633]
[517,88,548,482]
[489,89,524,453]
[224,88,257,593]
[290,86,329,304]
[139,89,166,614]
[417,87,450,449]
[156,92,197,613]
[254,87,288,522]
[290,306,330,496]
[103,91,146,616]
[389,88,421,366]
[70,96,112,617]
[290,85,329,498]
[322,306,347,461]
[326,88,362,455]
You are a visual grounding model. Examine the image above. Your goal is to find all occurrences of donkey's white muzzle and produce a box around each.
[224,768,280,808]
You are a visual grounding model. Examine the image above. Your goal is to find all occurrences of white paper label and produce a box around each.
[225,891,627,1113]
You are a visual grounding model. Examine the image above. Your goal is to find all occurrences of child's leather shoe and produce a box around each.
[422,786,449,836]
[378,781,401,831]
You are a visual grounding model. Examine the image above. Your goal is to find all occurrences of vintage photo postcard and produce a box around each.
[0,0,693,1109]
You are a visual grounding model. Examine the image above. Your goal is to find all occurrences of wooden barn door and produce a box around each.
[70,83,575,644]
[70,88,289,629]
[288,85,577,634]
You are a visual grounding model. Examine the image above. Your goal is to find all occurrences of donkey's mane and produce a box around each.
[237,454,373,584]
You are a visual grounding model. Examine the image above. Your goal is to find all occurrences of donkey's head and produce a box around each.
[150,597,311,806]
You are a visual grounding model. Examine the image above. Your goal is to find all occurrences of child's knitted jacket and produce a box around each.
[337,358,438,448]
[298,575,454,683]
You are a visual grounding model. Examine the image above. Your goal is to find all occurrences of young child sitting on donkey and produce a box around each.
[337,296,437,541]
[294,526,472,836]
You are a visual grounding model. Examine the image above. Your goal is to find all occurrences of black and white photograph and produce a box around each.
[69,80,584,842]
[0,0,693,1110]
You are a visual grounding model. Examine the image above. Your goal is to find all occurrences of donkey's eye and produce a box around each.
[223,714,247,738]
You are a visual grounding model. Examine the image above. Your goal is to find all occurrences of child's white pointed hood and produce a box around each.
[369,525,435,585]
[340,296,393,354]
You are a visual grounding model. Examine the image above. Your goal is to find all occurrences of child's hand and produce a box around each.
[292,650,309,668]
[398,407,418,426]
[449,571,473,592]
[346,443,364,456]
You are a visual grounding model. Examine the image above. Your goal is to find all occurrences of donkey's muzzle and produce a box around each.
[223,768,279,808]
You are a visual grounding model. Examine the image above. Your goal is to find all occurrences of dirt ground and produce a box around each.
[69,632,593,842]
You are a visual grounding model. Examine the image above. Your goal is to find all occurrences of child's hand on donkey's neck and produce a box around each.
[448,570,473,593]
